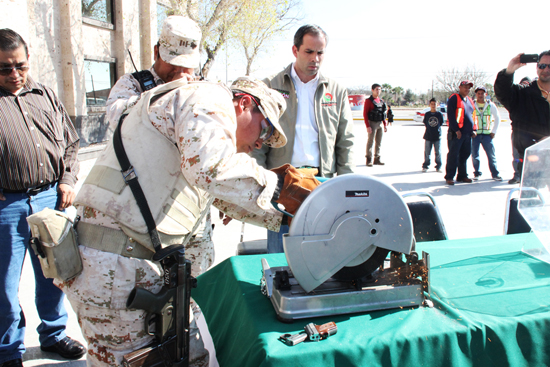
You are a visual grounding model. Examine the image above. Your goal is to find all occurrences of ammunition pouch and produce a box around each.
[26,208,82,282]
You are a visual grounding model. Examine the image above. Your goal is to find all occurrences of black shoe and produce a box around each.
[41,336,86,360]
[1,359,23,367]
[508,178,519,184]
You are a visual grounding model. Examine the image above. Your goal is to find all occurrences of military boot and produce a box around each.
[373,157,385,165]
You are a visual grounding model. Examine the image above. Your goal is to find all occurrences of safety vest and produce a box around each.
[75,79,217,251]
[450,93,478,130]
[473,102,493,134]
[367,96,387,122]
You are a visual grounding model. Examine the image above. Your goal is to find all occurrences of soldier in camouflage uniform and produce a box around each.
[57,75,306,367]
[105,16,213,279]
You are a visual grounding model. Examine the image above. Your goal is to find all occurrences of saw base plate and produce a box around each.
[262,254,429,322]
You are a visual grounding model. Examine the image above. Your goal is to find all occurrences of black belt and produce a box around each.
[2,182,55,195]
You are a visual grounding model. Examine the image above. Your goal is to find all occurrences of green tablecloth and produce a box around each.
[193,233,550,367]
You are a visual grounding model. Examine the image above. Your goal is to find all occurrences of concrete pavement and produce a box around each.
[18,110,518,365]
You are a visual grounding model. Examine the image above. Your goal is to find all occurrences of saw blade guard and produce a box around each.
[283,174,414,292]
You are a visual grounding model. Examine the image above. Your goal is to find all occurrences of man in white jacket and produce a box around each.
[471,86,502,181]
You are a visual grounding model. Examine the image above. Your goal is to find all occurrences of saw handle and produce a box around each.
[271,201,294,218]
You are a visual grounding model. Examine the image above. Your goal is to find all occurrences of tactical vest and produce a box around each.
[474,102,493,134]
[449,93,478,130]
[367,96,386,122]
[75,79,214,252]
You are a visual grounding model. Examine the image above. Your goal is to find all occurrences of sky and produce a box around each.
[207,0,547,93]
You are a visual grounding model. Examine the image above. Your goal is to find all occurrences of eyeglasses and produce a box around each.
[259,117,275,141]
[538,64,550,70]
[0,65,29,76]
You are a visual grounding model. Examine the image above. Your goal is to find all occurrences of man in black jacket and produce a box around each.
[444,81,477,185]
[494,51,550,177]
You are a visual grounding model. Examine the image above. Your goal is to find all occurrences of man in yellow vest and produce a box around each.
[471,86,502,181]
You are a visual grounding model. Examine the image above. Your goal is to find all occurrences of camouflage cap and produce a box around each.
[231,76,287,148]
[158,16,201,68]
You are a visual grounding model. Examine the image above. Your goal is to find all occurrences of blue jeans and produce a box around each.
[445,130,472,181]
[0,185,68,363]
[471,134,500,178]
[267,225,289,254]
[423,140,442,170]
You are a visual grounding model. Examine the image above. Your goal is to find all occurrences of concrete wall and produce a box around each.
[3,0,162,148]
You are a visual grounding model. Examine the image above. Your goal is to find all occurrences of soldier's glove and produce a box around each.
[271,164,321,218]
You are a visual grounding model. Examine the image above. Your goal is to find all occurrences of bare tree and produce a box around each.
[234,0,302,75]
[347,85,370,95]
[82,0,109,20]
[435,65,489,94]
[169,0,301,78]
[170,0,248,77]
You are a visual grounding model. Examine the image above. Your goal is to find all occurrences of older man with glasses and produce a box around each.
[494,50,550,178]
[0,29,85,367]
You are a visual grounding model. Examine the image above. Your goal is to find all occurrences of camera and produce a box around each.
[519,54,539,64]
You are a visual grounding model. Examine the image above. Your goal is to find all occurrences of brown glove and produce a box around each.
[271,164,321,216]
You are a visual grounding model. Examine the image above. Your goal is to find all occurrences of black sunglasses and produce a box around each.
[0,65,29,76]
[538,64,550,70]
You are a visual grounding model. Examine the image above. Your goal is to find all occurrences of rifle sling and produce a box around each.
[113,113,164,255]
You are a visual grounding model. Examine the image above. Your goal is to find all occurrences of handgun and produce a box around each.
[304,322,338,342]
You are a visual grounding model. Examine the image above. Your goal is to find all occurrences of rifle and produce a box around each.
[122,250,196,367]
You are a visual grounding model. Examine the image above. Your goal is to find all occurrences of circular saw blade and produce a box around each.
[287,174,413,282]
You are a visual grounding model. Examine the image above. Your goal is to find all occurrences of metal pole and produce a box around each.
[225,44,228,85]
[91,75,97,104]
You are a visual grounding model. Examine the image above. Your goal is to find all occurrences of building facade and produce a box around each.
[2,0,171,150]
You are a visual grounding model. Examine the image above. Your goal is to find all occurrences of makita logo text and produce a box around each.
[345,190,369,197]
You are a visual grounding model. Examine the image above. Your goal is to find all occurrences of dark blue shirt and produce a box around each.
[423,111,444,141]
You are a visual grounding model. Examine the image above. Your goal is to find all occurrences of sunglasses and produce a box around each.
[0,65,29,76]
[259,117,275,141]
[538,64,550,70]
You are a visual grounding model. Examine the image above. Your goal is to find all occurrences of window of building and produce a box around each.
[82,0,113,24]
[84,59,115,108]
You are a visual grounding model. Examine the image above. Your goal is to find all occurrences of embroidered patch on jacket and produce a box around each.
[322,92,336,107]
[274,89,290,99]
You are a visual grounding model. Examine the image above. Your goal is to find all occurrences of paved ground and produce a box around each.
[18,109,518,365]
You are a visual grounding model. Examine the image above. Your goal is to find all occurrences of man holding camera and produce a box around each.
[494,51,550,177]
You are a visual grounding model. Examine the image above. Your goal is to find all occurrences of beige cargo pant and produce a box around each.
[56,223,214,367]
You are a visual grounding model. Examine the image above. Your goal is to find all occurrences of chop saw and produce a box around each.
[261,174,431,321]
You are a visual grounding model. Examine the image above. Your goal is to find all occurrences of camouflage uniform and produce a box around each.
[105,66,164,125]
[58,81,282,366]
[105,67,214,278]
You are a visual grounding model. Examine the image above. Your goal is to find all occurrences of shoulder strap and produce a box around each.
[112,78,191,261]
[113,115,165,256]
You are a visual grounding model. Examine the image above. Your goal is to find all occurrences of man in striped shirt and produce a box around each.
[0,29,85,367]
